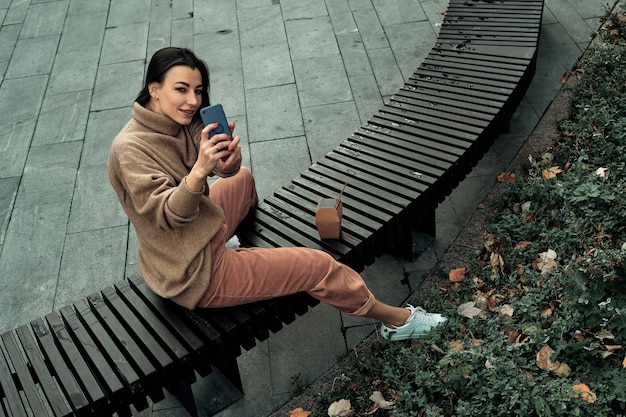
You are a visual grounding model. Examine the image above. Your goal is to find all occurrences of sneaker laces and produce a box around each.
[405,305,445,327]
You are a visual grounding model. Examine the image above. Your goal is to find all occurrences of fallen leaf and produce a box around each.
[536,344,560,371]
[497,172,516,183]
[623,356,626,368]
[536,344,570,376]
[369,391,395,410]
[595,167,609,178]
[449,267,467,282]
[533,250,559,274]
[328,399,353,416]
[542,166,563,179]
[572,383,597,403]
[496,304,514,317]
[450,340,464,351]
[540,152,554,165]
[561,72,568,84]
[289,407,312,417]
[458,301,485,319]
[516,241,532,250]
[490,252,504,280]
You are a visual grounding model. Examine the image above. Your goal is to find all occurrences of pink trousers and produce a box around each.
[196,168,376,316]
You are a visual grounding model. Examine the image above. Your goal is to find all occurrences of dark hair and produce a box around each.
[136,47,210,120]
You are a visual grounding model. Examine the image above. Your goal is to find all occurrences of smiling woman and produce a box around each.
[107,47,445,344]
[145,65,204,125]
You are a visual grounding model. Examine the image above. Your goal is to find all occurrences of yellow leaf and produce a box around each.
[542,166,563,179]
[572,383,597,403]
[623,356,626,368]
[497,172,516,183]
[449,267,466,282]
[450,340,464,351]
[289,407,312,417]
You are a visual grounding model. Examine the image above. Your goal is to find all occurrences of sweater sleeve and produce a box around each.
[110,137,205,230]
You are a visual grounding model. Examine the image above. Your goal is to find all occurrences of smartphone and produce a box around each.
[200,104,230,139]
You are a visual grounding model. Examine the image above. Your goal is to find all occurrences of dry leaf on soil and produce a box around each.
[369,391,395,410]
[542,166,563,179]
[289,407,312,417]
[449,267,467,282]
[497,172,516,183]
[328,399,353,416]
[532,249,559,275]
[536,344,571,376]
[458,301,485,319]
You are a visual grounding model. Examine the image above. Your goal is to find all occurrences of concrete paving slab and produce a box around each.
[47,48,101,95]
[58,11,107,51]
[32,90,91,145]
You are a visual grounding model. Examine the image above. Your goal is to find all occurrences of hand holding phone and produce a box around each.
[200,104,231,139]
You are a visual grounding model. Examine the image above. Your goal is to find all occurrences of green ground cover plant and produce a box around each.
[311,5,626,417]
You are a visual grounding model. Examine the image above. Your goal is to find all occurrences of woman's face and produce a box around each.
[147,65,204,125]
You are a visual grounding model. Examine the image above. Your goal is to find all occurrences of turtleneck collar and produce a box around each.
[132,102,183,137]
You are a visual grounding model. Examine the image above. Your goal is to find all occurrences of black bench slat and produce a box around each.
[30,318,91,415]
[99,286,174,371]
[292,173,395,226]
[289,175,398,262]
[252,201,361,268]
[310,160,414,208]
[1,331,50,417]
[125,276,212,370]
[368,114,472,153]
[433,42,537,62]
[263,194,367,261]
[272,186,379,263]
[0,340,28,417]
[279,184,386,259]
[59,305,126,402]
[412,67,519,93]
[72,299,148,413]
[113,281,192,363]
[321,152,428,199]
[0,398,7,417]
[111,281,204,397]
[377,105,486,142]
[328,139,450,194]
[382,100,490,133]
[351,127,459,167]
[14,325,71,417]
[422,54,527,75]
[238,218,309,251]
[295,170,414,255]
[46,311,108,412]
[332,143,446,195]
[404,77,510,103]
[86,291,165,407]
[395,86,500,118]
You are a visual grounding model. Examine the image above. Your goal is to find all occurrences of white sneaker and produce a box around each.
[380,305,446,341]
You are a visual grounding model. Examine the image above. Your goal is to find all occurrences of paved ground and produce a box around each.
[0,0,612,416]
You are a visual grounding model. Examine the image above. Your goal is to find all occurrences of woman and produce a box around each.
[108,47,445,341]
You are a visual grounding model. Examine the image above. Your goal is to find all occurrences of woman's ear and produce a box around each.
[148,82,160,99]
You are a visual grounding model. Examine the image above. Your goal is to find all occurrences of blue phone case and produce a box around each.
[200,104,230,138]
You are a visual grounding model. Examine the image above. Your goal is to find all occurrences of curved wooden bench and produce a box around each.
[0,1,544,416]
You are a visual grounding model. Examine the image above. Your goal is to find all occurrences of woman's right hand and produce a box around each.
[186,122,236,192]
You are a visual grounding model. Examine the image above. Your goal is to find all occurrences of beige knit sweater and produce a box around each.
[108,103,240,309]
